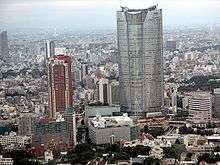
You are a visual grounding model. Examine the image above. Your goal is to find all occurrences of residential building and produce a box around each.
[97,78,110,104]
[109,80,120,105]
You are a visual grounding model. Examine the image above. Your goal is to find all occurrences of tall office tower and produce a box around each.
[117,5,163,116]
[48,55,73,118]
[188,91,212,127]
[63,108,77,148]
[0,31,9,61]
[46,41,55,59]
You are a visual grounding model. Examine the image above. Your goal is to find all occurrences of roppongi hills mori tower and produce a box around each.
[117,5,164,117]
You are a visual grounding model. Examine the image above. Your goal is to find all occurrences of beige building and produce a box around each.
[0,132,31,147]
[187,91,212,127]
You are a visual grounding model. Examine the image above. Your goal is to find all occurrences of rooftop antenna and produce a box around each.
[120,6,129,11]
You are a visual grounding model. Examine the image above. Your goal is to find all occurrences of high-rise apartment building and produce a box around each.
[97,78,110,104]
[46,41,55,59]
[48,55,73,118]
[109,80,120,105]
[0,31,9,61]
[117,5,163,116]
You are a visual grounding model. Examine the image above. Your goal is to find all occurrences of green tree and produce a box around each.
[144,157,161,165]
[163,143,186,160]
[143,125,165,137]
[185,153,192,161]
[214,146,220,152]
[66,143,95,164]
[114,152,129,160]
[0,144,2,155]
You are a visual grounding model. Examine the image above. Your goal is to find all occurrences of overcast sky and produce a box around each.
[0,0,219,32]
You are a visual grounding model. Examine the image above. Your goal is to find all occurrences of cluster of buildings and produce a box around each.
[0,4,220,165]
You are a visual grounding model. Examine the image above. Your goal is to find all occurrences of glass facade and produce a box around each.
[117,6,163,116]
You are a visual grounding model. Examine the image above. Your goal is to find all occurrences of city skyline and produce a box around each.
[0,0,220,33]
[0,1,220,164]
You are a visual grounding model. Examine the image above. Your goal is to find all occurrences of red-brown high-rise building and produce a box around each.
[48,55,73,118]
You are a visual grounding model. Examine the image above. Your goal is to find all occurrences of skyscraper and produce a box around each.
[0,31,9,61]
[63,108,77,148]
[48,55,73,118]
[117,5,163,116]
[46,41,55,59]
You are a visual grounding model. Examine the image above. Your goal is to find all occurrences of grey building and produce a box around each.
[117,5,164,116]
[45,41,55,59]
[0,31,9,61]
[166,40,177,51]
[18,113,37,136]
[213,88,220,118]
[109,80,120,105]
[84,105,120,125]
[88,115,138,145]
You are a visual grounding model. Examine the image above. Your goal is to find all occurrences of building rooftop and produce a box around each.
[90,114,133,128]
[120,5,157,12]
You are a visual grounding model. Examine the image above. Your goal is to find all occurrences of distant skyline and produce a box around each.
[0,0,220,33]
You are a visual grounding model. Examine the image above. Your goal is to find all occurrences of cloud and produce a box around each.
[0,0,219,31]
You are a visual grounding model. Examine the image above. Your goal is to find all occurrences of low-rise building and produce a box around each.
[0,155,13,165]
[0,132,31,148]
[88,114,136,145]
[44,150,53,163]
[84,105,120,125]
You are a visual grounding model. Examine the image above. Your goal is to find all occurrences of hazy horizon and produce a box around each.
[0,0,220,33]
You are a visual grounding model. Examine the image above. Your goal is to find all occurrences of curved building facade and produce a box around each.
[117,6,164,116]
